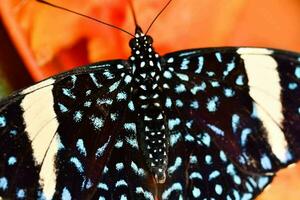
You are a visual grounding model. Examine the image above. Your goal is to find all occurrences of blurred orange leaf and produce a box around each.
[1,1,300,199]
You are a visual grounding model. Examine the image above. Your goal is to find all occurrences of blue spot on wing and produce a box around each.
[16,189,26,198]
[116,92,127,101]
[90,115,104,130]
[219,151,227,162]
[58,103,68,113]
[195,57,204,73]
[233,175,241,185]
[165,98,172,108]
[206,96,219,112]
[258,177,270,189]
[76,139,87,156]
[208,170,220,180]
[191,82,206,95]
[70,157,84,173]
[62,88,76,99]
[235,75,245,86]
[89,73,102,88]
[109,81,121,92]
[241,128,252,146]
[288,82,298,90]
[0,115,6,127]
[61,187,72,200]
[260,154,272,170]
[168,118,181,130]
[190,101,199,109]
[175,84,186,93]
[124,123,137,132]
[103,71,114,79]
[200,133,211,147]
[224,88,235,97]
[207,124,224,136]
[206,71,215,77]
[180,59,189,70]
[0,177,8,190]
[215,52,222,62]
[215,184,223,195]
[84,101,92,107]
[163,71,172,79]
[223,60,235,76]
[128,101,135,111]
[176,99,183,107]
[205,155,212,164]
[73,111,83,122]
[231,114,240,133]
[295,67,300,79]
[97,98,113,105]
[8,156,17,165]
[210,81,220,87]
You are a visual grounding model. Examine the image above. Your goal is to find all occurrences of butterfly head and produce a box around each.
[129,26,156,58]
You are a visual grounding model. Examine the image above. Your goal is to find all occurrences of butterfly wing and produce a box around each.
[159,47,300,199]
[1,47,299,200]
[0,60,137,199]
[93,114,158,200]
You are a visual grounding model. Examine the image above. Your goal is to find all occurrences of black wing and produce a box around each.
[0,59,137,199]
[1,47,299,200]
[158,47,300,199]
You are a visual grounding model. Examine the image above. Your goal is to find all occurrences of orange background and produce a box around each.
[1,0,300,199]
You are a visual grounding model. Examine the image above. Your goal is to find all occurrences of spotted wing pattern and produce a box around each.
[0,60,133,199]
[158,47,300,199]
[0,47,299,200]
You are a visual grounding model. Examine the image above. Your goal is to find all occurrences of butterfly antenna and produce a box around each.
[145,0,173,34]
[128,0,138,27]
[36,0,134,37]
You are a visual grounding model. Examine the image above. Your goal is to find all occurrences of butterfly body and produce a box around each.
[128,26,169,183]
[0,21,300,200]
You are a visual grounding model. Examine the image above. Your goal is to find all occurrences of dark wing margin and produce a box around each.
[0,59,135,199]
[160,47,299,199]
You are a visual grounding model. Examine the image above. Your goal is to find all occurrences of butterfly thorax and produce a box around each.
[129,27,169,184]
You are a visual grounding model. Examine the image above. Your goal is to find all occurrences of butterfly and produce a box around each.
[0,0,300,200]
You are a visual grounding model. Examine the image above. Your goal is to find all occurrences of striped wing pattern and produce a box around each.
[0,47,299,200]
[0,60,133,199]
[158,47,300,199]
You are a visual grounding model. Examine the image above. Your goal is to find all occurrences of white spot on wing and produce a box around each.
[21,78,55,94]
[237,48,273,55]
[240,52,289,163]
[21,84,59,199]
[38,134,63,199]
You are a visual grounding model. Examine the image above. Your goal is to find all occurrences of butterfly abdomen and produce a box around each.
[129,27,169,183]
